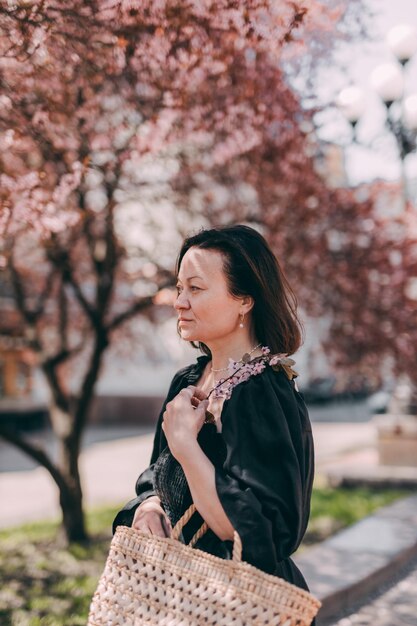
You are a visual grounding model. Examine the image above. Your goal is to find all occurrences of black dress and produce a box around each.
[113,354,315,607]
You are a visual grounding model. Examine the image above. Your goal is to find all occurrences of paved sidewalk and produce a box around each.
[0,431,154,528]
[330,559,417,626]
[0,422,375,529]
[294,494,417,624]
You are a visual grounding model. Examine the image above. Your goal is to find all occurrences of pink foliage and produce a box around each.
[1,1,414,387]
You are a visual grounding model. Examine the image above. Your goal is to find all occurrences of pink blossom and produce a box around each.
[210,348,277,399]
[227,359,239,371]
[269,356,281,366]
[252,362,266,375]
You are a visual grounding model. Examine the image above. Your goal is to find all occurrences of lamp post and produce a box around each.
[337,26,417,465]
[336,24,417,209]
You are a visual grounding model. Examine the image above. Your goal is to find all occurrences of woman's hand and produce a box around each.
[132,496,172,538]
[161,385,208,461]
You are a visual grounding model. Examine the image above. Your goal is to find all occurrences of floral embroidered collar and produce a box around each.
[206,346,298,402]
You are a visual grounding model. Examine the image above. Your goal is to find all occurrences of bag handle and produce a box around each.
[171,503,243,563]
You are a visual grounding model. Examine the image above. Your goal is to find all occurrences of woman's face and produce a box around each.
[174,247,245,344]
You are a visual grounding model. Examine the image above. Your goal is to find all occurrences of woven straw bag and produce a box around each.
[88,503,321,626]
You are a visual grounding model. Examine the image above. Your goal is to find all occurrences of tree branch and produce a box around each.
[34,267,58,319]
[46,239,97,326]
[95,201,118,315]
[41,339,85,371]
[0,426,67,493]
[106,283,173,333]
[73,330,108,443]
[58,278,69,352]
[8,257,39,327]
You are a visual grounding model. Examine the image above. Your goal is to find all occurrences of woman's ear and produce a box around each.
[241,295,255,315]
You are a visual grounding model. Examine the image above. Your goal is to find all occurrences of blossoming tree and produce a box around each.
[0,0,334,542]
[3,0,411,545]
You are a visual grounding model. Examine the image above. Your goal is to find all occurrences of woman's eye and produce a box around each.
[175,285,200,294]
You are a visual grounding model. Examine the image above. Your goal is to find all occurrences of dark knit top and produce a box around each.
[113,354,315,595]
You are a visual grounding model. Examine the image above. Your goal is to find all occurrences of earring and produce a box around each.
[239,313,245,328]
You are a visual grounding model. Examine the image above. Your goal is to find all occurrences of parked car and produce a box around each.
[366,379,417,415]
[366,388,392,414]
[0,397,49,431]
[300,375,374,405]
[299,376,338,404]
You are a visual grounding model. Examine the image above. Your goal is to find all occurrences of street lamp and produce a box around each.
[403,94,417,130]
[336,24,417,208]
[335,86,366,128]
[370,62,403,107]
[336,25,417,446]
[386,24,417,65]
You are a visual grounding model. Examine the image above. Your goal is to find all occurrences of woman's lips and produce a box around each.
[178,319,193,323]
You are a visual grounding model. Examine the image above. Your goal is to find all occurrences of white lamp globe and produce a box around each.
[387,24,417,63]
[370,63,404,104]
[403,94,417,130]
[336,86,365,124]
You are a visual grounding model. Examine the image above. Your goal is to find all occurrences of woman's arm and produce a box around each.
[112,369,184,533]
[175,440,235,542]
[162,386,235,541]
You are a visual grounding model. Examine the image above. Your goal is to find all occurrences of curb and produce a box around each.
[294,493,417,624]
[326,463,417,490]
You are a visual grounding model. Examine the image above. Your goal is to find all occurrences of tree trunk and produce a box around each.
[58,478,87,543]
[56,433,88,543]
[0,422,88,543]
[47,399,89,543]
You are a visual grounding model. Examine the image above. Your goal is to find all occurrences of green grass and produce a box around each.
[0,487,412,625]
[304,485,410,546]
[0,507,117,626]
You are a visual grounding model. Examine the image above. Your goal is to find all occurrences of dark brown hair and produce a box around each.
[176,225,303,356]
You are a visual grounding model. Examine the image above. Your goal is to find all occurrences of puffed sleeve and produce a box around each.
[214,366,314,574]
[112,367,187,532]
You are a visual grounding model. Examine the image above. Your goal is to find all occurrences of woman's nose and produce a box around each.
[174,292,190,311]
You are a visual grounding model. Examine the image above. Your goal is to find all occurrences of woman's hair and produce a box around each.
[175,224,303,356]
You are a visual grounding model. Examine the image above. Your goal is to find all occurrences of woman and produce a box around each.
[113,224,315,607]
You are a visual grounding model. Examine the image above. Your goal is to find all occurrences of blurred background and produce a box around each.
[0,0,417,623]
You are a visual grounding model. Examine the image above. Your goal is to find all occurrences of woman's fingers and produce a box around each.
[134,519,167,538]
[178,385,207,409]
[160,515,172,538]
[183,385,207,400]
[132,513,172,538]
[192,387,208,401]
[187,385,208,408]
[148,517,169,538]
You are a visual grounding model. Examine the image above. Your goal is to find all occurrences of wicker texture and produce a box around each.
[88,504,321,626]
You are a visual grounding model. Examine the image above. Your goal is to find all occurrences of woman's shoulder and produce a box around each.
[252,356,303,401]
[222,353,312,432]
[231,359,300,408]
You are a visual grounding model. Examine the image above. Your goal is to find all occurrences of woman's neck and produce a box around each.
[207,334,262,372]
